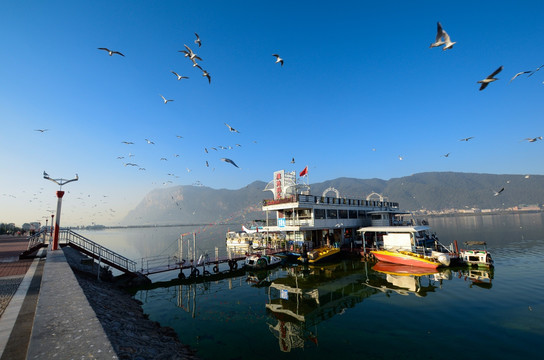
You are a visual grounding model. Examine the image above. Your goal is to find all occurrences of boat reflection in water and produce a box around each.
[457,267,494,289]
[265,261,382,352]
[365,262,452,297]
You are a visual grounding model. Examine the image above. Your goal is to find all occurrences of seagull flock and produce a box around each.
[427,22,542,189]
[33,22,539,221]
[97,32,270,188]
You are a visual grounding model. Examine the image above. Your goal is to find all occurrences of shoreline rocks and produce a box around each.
[62,246,198,360]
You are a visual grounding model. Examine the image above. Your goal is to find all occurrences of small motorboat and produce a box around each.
[244,253,282,269]
[460,241,494,268]
[298,246,341,264]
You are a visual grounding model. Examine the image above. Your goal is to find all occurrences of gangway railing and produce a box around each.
[58,229,137,274]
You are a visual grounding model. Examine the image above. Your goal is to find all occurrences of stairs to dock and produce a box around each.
[58,229,137,275]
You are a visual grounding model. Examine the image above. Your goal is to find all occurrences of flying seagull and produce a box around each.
[221,158,240,168]
[182,44,202,62]
[194,33,201,47]
[160,94,174,104]
[493,187,504,196]
[195,65,211,83]
[145,139,155,144]
[478,66,503,91]
[34,129,49,132]
[171,71,189,80]
[224,123,239,133]
[524,136,543,142]
[272,54,284,66]
[290,157,295,164]
[429,22,445,48]
[509,71,532,83]
[121,141,134,144]
[442,153,451,158]
[98,48,124,56]
[460,136,474,142]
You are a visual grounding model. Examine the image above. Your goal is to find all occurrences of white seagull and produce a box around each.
[160,94,174,104]
[171,71,189,80]
[478,66,503,91]
[194,33,201,47]
[224,123,239,133]
[145,139,155,144]
[524,136,543,142]
[98,48,124,56]
[221,158,240,168]
[272,54,284,66]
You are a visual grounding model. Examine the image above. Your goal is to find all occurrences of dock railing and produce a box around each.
[58,229,137,273]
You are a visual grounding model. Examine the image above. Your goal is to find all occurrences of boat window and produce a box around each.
[349,210,357,219]
[358,211,367,219]
[327,209,338,219]
[339,210,348,219]
[314,209,326,219]
[371,214,382,220]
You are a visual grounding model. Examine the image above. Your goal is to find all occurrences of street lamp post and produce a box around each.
[51,214,54,236]
[43,172,78,251]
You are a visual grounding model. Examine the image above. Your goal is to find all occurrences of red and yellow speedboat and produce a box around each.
[371,249,443,269]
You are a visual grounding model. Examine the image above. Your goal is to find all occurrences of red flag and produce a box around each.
[299,166,308,177]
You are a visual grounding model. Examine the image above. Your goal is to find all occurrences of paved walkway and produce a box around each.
[0,236,34,318]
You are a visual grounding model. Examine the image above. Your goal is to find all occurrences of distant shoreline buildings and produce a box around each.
[414,204,542,217]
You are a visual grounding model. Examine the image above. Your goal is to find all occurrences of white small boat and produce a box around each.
[460,241,494,268]
[244,254,282,269]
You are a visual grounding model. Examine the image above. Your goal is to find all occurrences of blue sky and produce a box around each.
[1,0,543,226]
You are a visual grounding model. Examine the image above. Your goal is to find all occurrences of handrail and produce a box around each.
[58,229,137,273]
[27,229,47,250]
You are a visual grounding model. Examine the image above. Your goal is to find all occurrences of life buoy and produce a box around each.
[190,268,200,277]
[213,265,219,273]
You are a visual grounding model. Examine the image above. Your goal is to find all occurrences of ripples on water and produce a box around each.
[79,214,544,359]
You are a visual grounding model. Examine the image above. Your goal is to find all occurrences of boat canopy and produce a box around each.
[464,241,487,246]
[357,225,430,233]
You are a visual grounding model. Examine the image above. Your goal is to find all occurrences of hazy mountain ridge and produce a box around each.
[122,172,544,225]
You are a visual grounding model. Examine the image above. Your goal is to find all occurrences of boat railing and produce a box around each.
[264,194,400,209]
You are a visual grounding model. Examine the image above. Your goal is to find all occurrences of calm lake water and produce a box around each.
[79,213,544,359]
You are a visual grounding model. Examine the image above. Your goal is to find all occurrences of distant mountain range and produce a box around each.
[122,172,544,226]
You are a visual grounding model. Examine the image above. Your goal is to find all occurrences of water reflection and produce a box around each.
[264,261,375,352]
[365,262,452,297]
[456,267,494,289]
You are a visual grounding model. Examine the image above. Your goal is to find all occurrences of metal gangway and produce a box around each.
[58,229,137,274]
